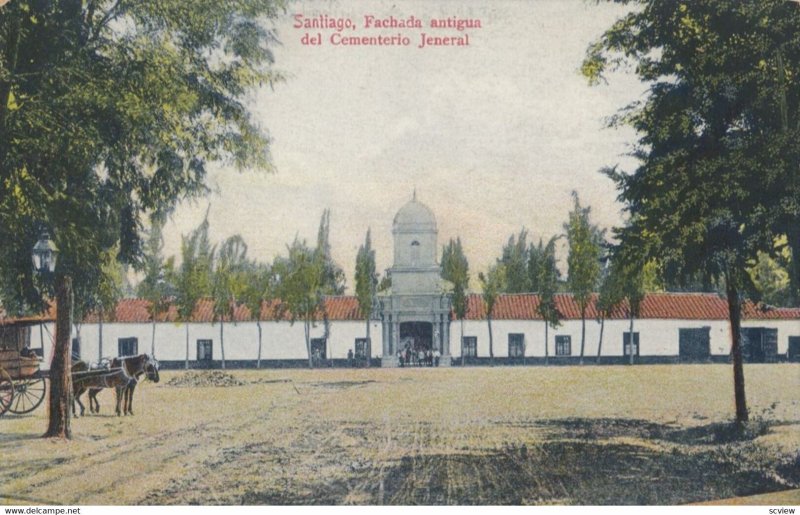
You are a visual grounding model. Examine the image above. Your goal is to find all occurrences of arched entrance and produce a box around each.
[399,322,432,352]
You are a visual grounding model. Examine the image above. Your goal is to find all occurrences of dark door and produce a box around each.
[789,337,800,362]
[354,338,370,365]
[400,322,433,351]
[741,328,778,363]
[679,328,710,362]
[311,338,327,360]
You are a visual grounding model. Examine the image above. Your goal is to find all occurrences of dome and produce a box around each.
[393,197,437,232]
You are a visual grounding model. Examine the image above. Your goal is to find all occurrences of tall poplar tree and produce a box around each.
[441,238,469,365]
[564,192,603,365]
[355,229,377,365]
[536,237,561,365]
[479,264,505,366]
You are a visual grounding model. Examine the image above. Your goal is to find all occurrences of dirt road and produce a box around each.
[1,365,798,505]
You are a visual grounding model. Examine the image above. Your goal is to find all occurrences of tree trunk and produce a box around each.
[596,317,605,364]
[305,318,313,368]
[44,275,73,439]
[98,307,104,360]
[725,273,749,424]
[185,323,189,370]
[544,322,549,365]
[487,315,494,366]
[460,318,465,367]
[628,310,635,366]
[151,319,156,358]
[257,321,262,369]
[365,316,371,368]
[579,307,586,365]
[220,320,225,369]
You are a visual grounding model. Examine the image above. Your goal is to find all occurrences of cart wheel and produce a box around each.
[9,377,46,415]
[0,369,13,417]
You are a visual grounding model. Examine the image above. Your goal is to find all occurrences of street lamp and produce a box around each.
[32,232,58,275]
[32,230,72,439]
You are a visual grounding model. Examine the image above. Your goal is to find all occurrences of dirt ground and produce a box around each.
[0,364,798,505]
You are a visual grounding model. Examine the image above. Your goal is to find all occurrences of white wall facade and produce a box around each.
[26,316,799,369]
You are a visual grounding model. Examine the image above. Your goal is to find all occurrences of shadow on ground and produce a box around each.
[147,417,800,505]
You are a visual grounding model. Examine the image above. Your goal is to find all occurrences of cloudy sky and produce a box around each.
[161,0,645,291]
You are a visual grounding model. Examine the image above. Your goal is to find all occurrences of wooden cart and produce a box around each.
[0,349,47,416]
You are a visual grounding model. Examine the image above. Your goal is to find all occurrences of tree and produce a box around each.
[478,264,505,366]
[527,240,544,293]
[274,239,326,368]
[749,251,792,307]
[355,229,377,366]
[441,237,470,366]
[536,237,561,365]
[315,209,346,296]
[314,209,346,356]
[564,192,604,365]
[583,0,800,423]
[212,235,249,369]
[241,261,271,369]
[175,214,214,370]
[500,229,530,293]
[136,213,174,358]
[0,1,284,438]
[596,258,624,364]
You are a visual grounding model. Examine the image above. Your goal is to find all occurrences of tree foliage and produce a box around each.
[500,229,530,293]
[478,264,505,365]
[583,0,800,421]
[0,0,284,314]
[355,228,377,320]
[273,238,325,368]
[441,237,470,321]
[564,191,604,363]
[174,213,214,323]
[536,237,562,330]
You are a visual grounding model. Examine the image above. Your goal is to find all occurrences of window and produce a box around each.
[71,337,81,360]
[411,240,420,264]
[197,339,213,361]
[623,332,640,357]
[555,335,571,356]
[118,337,138,357]
[311,338,327,360]
[462,336,477,357]
[354,338,370,359]
[508,333,524,357]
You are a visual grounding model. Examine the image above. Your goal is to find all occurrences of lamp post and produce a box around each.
[33,231,73,439]
[31,232,58,275]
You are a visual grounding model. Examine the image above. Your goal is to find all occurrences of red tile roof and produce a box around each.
[2,293,798,325]
[463,293,800,321]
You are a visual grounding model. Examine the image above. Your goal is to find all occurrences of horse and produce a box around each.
[72,361,134,417]
[101,354,160,416]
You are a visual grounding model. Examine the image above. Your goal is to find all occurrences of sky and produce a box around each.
[161,0,646,291]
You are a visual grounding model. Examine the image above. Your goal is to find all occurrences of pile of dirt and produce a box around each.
[165,371,247,388]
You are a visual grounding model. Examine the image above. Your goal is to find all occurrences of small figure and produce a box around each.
[347,348,354,367]
[434,348,441,367]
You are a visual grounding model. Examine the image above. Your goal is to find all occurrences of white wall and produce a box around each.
[30,316,799,369]
[54,319,383,366]
[448,318,800,358]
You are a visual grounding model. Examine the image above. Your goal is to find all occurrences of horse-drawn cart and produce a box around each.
[0,349,47,416]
